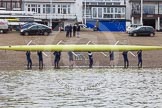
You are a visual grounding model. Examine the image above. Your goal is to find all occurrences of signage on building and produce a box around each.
[19,18,34,22]
[146,15,154,18]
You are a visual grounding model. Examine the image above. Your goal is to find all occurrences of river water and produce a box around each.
[0,68,162,108]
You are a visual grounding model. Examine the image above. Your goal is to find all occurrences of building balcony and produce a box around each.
[34,13,77,20]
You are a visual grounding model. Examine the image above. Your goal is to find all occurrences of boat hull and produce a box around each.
[0,45,162,52]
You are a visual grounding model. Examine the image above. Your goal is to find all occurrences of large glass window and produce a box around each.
[27,4,41,13]
[143,5,155,14]
[57,4,71,14]
[94,7,125,19]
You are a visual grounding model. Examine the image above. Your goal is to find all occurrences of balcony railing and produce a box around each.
[34,13,77,19]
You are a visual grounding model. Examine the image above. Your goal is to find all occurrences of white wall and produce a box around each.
[125,0,131,21]
[75,0,83,22]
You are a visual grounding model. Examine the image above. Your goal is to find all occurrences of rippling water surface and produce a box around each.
[0,68,162,108]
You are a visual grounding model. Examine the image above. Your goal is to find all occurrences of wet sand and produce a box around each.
[0,30,162,69]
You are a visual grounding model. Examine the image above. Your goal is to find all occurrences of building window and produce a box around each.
[113,3,120,5]
[93,8,97,18]
[2,2,6,9]
[62,5,67,14]
[115,8,118,13]
[6,2,11,10]
[103,14,113,18]
[118,8,121,13]
[12,2,16,9]
[46,4,50,14]
[115,14,121,18]
[98,2,105,5]
[68,5,70,14]
[43,5,46,13]
[111,8,113,13]
[107,7,110,13]
[58,5,61,14]
[86,7,91,15]
[93,7,125,19]
[38,5,40,13]
[16,2,20,8]
[27,4,30,11]
[53,5,55,13]
[106,2,112,5]
[98,8,102,18]
[159,5,162,14]
[31,4,36,12]
[57,4,71,14]
[122,7,125,13]
[91,2,97,5]
[143,5,155,14]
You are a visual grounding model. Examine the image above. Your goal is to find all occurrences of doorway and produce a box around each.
[143,19,155,28]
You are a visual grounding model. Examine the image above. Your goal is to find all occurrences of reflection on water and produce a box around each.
[0,68,162,108]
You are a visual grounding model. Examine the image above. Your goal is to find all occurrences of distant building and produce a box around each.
[82,0,126,31]
[0,0,22,11]
[129,0,162,31]
[0,0,128,32]
[23,0,81,30]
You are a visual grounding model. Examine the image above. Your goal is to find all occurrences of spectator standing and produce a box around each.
[69,24,72,37]
[77,25,80,38]
[65,25,69,37]
[73,25,77,37]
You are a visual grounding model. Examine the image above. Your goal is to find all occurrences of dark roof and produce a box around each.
[130,0,162,2]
